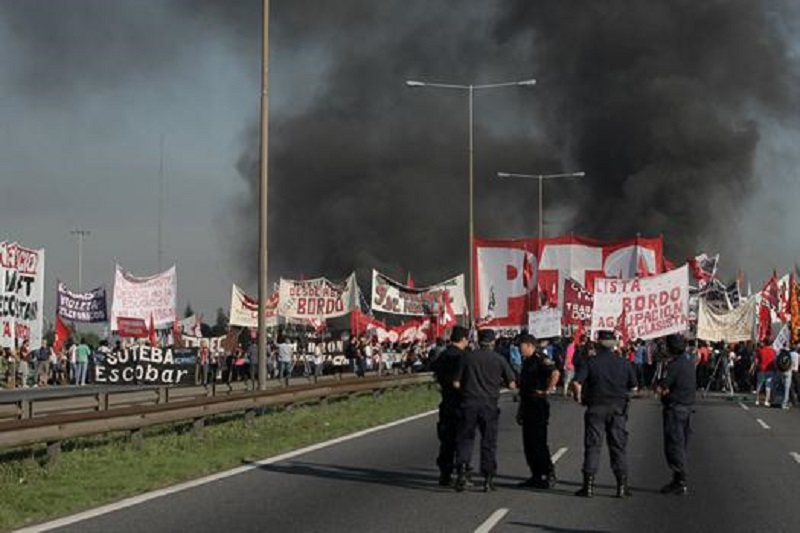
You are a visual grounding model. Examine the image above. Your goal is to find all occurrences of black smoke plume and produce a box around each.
[230,0,799,285]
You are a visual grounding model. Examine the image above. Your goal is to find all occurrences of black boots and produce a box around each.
[454,465,467,492]
[438,472,452,487]
[660,473,688,495]
[575,474,595,497]
[615,475,632,498]
[482,475,496,492]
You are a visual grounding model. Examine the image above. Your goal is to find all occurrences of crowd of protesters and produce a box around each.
[1,337,110,389]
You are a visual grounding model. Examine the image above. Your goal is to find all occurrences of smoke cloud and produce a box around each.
[229,0,799,286]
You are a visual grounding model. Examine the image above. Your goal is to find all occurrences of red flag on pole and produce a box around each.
[522,253,534,290]
[54,315,70,352]
[149,314,157,346]
[172,315,183,348]
[406,272,415,289]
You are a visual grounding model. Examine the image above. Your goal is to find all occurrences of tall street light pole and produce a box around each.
[497,171,585,241]
[406,78,536,323]
[257,0,270,392]
[70,229,91,292]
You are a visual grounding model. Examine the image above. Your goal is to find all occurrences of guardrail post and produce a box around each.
[46,441,61,465]
[19,399,31,420]
[244,409,255,427]
[96,392,109,411]
[157,386,168,404]
[193,417,205,440]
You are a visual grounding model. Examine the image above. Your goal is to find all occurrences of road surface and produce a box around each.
[39,393,800,532]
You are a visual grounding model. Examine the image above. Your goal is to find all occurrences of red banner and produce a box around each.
[475,235,664,327]
[562,278,594,327]
[117,316,148,339]
[350,310,432,343]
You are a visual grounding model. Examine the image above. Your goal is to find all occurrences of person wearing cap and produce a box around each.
[430,325,470,487]
[656,334,696,495]
[571,329,638,498]
[516,333,560,489]
[453,328,516,492]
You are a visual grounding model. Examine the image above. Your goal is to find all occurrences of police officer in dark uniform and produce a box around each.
[516,333,560,489]
[453,329,516,492]
[430,326,470,487]
[656,333,696,495]
[572,330,637,498]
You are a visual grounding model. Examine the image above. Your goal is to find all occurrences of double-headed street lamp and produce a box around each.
[406,77,537,322]
[497,171,585,241]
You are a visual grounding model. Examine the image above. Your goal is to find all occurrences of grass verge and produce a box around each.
[0,384,439,531]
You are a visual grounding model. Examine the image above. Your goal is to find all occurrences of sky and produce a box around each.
[1,0,799,323]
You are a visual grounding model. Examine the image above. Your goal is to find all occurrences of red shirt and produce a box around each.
[697,347,710,365]
[757,346,776,373]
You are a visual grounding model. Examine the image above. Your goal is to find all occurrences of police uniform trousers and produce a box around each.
[582,403,629,477]
[663,404,693,479]
[436,399,460,476]
[520,398,553,478]
[456,400,500,476]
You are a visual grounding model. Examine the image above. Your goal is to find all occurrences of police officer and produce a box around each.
[430,326,470,486]
[572,330,637,498]
[453,329,516,492]
[656,334,696,495]
[516,333,560,489]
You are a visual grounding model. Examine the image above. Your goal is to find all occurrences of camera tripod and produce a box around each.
[703,351,734,398]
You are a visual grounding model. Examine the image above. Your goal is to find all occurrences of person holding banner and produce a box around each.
[572,330,638,499]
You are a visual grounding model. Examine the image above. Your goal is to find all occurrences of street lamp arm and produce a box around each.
[406,78,536,91]
[497,171,585,180]
[405,80,470,90]
[473,78,537,90]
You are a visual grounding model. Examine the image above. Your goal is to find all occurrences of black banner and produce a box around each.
[94,346,196,385]
[56,281,108,323]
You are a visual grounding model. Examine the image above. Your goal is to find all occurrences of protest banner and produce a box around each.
[696,297,756,342]
[229,284,279,328]
[93,345,195,385]
[591,265,689,341]
[0,241,45,348]
[117,317,148,338]
[772,323,790,351]
[279,273,357,319]
[56,281,108,323]
[370,269,467,316]
[475,235,663,327]
[350,309,433,344]
[562,277,593,326]
[182,335,229,353]
[110,265,177,330]
[528,308,562,339]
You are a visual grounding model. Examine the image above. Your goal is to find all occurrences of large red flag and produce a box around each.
[172,315,183,348]
[54,315,70,352]
[406,272,415,289]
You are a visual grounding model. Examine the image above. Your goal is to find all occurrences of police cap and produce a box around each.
[665,334,687,355]
[477,329,496,343]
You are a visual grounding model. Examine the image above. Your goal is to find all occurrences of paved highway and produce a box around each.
[35,393,800,532]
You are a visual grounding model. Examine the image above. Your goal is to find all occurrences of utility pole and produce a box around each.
[157,133,165,271]
[257,0,271,391]
[70,229,91,291]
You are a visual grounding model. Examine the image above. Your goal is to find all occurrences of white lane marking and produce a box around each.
[756,418,770,430]
[15,409,439,533]
[551,447,568,463]
[475,508,509,533]
[790,452,800,464]
[739,402,750,411]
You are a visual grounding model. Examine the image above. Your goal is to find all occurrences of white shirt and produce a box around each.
[790,351,799,372]
[278,342,293,363]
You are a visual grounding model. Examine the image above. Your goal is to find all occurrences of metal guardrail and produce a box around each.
[0,373,433,453]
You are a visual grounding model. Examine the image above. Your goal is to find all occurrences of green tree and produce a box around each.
[210,307,229,337]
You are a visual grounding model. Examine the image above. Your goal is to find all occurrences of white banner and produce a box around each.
[111,265,177,330]
[0,241,45,349]
[528,308,562,339]
[229,285,280,328]
[773,323,790,351]
[279,273,357,320]
[696,297,756,342]
[370,269,466,316]
[591,265,689,341]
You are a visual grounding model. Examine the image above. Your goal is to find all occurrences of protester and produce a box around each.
[18,341,31,388]
[75,338,91,386]
[277,336,293,384]
[753,342,775,406]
